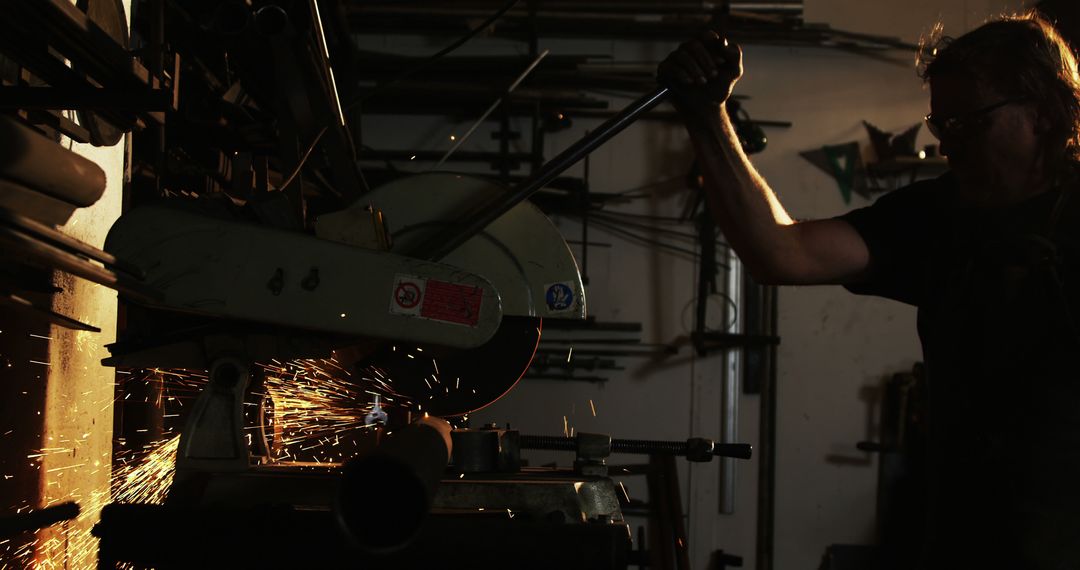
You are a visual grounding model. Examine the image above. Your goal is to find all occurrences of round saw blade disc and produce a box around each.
[357,316,541,417]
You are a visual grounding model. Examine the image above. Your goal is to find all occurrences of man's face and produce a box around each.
[929,74,1046,207]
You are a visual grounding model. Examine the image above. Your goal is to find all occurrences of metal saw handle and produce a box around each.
[404,86,671,262]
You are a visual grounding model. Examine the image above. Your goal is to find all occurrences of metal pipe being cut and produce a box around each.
[335,417,452,552]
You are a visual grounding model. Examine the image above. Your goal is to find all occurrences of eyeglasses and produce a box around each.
[924,98,1025,140]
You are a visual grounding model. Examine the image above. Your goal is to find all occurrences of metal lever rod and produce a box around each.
[407,85,671,261]
[432,49,551,169]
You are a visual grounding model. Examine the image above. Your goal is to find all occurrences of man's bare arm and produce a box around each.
[661,33,871,286]
[686,107,870,285]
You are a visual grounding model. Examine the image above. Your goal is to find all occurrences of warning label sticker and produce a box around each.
[421,279,483,326]
[389,274,483,327]
[390,275,425,316]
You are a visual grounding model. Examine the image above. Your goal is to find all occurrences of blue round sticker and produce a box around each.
[545,283,574,311]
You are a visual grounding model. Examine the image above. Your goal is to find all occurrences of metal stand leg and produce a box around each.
[174,357,252,476]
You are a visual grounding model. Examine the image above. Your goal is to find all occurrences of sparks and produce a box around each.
[15,355,429,568]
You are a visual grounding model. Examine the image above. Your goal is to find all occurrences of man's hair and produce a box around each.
[918,11,1080,163]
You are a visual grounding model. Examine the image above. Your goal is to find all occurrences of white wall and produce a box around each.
[35,5,129,567]
[35,129,125,568]
[362,1,1027,567]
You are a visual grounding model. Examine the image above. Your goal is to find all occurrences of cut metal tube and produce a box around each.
[406,86,670,261]
[0,226,161,304]
[0,115,106,208]
[0,292,101,332]
[0,207,144,278]
[335,418,452,552]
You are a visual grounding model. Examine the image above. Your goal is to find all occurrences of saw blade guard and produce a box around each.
[104,204,503,350]
[317,172,586,321]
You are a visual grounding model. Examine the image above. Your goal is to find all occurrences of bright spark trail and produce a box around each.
[3,357,390,568]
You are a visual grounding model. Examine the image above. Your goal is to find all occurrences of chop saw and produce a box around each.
[85,0,748,564]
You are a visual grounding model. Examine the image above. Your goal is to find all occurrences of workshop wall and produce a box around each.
[0,5,128,566]
[361,1,1025,568]
[34,128,125,567]
[0,116,125,564]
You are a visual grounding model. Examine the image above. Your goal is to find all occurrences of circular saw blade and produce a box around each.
[357,316,541,417]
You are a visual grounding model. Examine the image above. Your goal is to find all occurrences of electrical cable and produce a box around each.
[681,294,739,334]
[359,144,403,173]
[568,213,742,330]
[587,210,734,251]
[587,209,695,223]
[586,216,699,259]
[612,174,685,197]
[356,157,372,194]
[582,215,732,270]
[566,212,736,272]
[578,215,678,251]
[275,126,328,192]
[589,211,701,242]
[344,0,521,113]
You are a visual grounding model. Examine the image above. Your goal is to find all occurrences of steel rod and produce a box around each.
[720,245,740,514]
[756,285,779,570]
[432,49,550,169]
[408,85,669,261]
[519,434,753,460]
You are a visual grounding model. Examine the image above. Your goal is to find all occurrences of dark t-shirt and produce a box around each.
[838,172,1080,569]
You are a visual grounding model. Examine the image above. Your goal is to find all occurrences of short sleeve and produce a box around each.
[834,176,948,307]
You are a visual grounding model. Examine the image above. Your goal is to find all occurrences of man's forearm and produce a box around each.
[681,105,798,283]
[661,36,870,286]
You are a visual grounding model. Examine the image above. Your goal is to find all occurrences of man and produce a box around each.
[661,12,1080,569]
